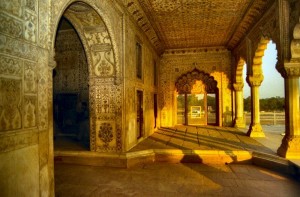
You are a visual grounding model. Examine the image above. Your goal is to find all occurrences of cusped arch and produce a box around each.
[235,57,246,84]
[252,37,280,77]
[175,68,218,94]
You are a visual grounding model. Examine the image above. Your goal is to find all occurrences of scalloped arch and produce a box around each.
[175,68,218,94]
[235,57,246,84]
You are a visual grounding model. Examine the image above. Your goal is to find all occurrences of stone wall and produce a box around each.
[0,0,53,196]
[123,16,160,151]
[159,48,233,127]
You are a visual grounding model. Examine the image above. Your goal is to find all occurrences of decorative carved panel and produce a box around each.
[24,96,37,128]
[0,54,23,77]
[24,61,37,93]
[0,78,22,131]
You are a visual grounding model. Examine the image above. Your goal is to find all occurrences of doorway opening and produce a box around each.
[137,90,144,139]
[175,69,218,126]
[53,16,89,151]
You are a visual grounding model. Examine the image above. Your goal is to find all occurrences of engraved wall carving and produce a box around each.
[24,96,37,128]
[0,54,22,77]
[37,49,49,131]
[0,78,22,131]
[0,0,38,44]
[0,0,49,157]
[24,61,37,93]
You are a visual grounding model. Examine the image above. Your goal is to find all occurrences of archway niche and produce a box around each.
[175,68,219,126]
[53,2,119,152]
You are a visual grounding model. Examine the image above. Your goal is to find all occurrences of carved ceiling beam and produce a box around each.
[227,0,275,50]
[121,0,164,54]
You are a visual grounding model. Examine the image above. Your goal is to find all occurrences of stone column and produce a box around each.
[233,83,246,128]
[247,75,265,137]
[277,72,300,158]
[277,18,300,159]
[277,67,300,159]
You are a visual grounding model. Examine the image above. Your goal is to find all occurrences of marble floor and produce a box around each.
[54,125,300,196]
[55,162,300,197]
[129,125,275,154]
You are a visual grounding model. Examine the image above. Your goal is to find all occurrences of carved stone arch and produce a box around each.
[175,68,218,94]
[50,0,120,84]
[250,37,270,77]
[235,57,246,85]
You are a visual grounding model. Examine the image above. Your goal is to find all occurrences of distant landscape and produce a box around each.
[244,96,285,112]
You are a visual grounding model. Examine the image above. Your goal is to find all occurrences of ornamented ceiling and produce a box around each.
[122,0,274,53]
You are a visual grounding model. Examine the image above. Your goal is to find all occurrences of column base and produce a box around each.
[247,123,265,137]
[234,118,246,128]
[277,136,300,159]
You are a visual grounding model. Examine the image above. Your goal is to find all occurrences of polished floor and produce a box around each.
[54,125,300,196]
[129,125,274,154]
[55,162,300,197]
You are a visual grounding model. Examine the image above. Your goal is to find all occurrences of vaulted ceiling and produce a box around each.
[123,0,275,53]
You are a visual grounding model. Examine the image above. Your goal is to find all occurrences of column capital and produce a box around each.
[284,61,300,77]
[233,83,244,91]
[247,74,264,87]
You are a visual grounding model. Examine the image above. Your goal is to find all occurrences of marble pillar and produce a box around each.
[247,75,265,137]
[234,83,246,128]
[277,65,300,159]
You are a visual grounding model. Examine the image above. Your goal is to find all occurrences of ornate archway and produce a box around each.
[175,69,219,126]
[51,1,122,153]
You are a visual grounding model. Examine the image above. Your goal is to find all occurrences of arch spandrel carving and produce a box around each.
[175,68,218,94]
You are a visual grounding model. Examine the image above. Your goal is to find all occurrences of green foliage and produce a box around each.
[244,96,285,112]
[207,95,216,111]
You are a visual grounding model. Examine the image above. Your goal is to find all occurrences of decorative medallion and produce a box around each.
[98,122,113,148]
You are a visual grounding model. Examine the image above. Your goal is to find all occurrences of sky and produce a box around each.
[243,42,285,98]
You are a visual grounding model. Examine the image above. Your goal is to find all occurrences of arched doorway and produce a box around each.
[52,2,118,152]
[53,16,90,150]
[175,69,219,126]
